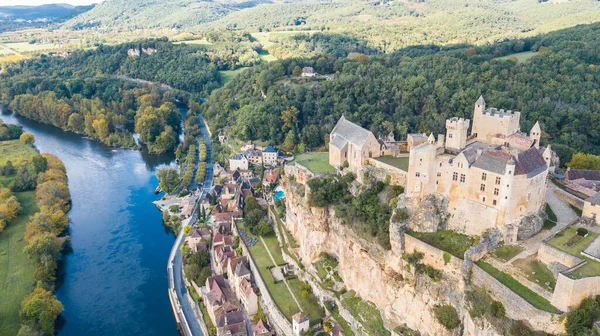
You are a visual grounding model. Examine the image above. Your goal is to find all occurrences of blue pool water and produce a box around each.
[274,190,285,201]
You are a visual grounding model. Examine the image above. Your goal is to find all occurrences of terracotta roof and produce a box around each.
[253,320,271,335]
[292,312,309,323]
[506,132,534,149]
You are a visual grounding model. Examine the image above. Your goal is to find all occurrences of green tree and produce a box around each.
[20,132,35,145]
[156,168,180,194]
[434,305,460,330]
[282,130,295,153]
[568,153,600,170]
[20,287,63,335]
[292,66,302,76]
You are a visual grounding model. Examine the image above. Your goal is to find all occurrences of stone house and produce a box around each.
[226,255,258,316]
[245,149,263,165]
[263,169,279,186]
[583,192,600,225]
[328,116,382,169]
[253,320,273,336]
[301,66,316,77]
[407,97,551,241]
[241,140,255,151]
[262,146,278,166]
[203,275,246,335]
[230,153,249,171]
[292,312,309,335]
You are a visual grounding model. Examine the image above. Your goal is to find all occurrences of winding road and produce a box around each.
[168,112,214,336]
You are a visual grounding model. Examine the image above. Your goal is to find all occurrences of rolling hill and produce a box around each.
[0,3,94,32]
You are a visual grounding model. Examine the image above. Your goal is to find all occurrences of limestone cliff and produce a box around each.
[283,176,492,336]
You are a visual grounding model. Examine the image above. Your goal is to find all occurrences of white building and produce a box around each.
[229,153,249,171]
[262,146,278,166]
[292,312,309,335]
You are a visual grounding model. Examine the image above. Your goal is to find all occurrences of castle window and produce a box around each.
[494,188,499,196]
[483,197,486,203]
[449,133,453,139]
[482,172,487,181]
[439,162,442,167]
[420,158,422,162]
[453,172,458,181]
[493,200,497,206]
[415,172,420,177]
[480,184,486,192]
[437,172,441,177]
[496,177,501,185]
[460,174,466,183]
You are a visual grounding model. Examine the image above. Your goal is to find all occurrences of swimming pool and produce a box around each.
[274,190,285,201]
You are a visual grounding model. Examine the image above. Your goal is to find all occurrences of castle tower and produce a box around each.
[530,121,541,148]
[428,133,435,144]
[471,96,486,138]
[445,117,470,152]
[407,143,438,198]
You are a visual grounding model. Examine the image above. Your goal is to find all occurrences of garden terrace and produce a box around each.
[493,245,524,262]
[341,290,391,336]
[407,230,475,258]
[372,156,410,172]
[547,226,600,279]
[291,152,335,174]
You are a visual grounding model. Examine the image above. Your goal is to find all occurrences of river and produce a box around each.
[0,109,180,336]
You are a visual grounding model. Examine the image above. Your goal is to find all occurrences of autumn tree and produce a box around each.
[20,287,64,336]
[20,132,35,145]
[568,153,600,170]
[156,168,180,194]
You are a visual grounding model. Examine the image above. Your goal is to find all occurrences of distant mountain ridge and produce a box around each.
[0,3,94,32]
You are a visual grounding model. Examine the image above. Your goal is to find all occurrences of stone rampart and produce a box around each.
[553,188,584,210]
[551,272,600,312]
[471,264,563,333]
[404,234,463,280]
[538,243,583,268]
[366,158,408,186]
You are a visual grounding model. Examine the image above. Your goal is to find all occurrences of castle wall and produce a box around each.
[471,264,563,333]
[582,201,600,225]
[404,234,463,280]
[537,243,583,268]
[551,272,600,312]
[505,172,548,224]
[367,158,408,187]
[472,110,521,142]
[553,188,584,210]
[446,198,499,236]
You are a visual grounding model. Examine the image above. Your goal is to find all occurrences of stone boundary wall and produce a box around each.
[232,221,294,336]
[365,158,408,186]
[285,162,316,185]
[404,234,463,280]
[471,264,563,334]
[182,269,210,336]
[538,243,584,268]
[551,272,600,312]
[554,188,584,210]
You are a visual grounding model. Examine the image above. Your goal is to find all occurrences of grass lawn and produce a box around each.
[570,204,583,217]
[547,226,600,278]
[293,152,334,173]
[198,299,216,332]
[262,233,286,265]
[258,50,277,62]
[493,245,524,262]
[0,140,38,166]
[313,253,339,280]
[513,254,556,290]
[325,302,354,336]
[173,39,213,45]
[341,290,391,336]
[495,51,538,63]
[0,191,38,336]
[0,46,14,55]
[407,230,474,258]
[287,278,325,325]
[544,204,557,230]
[373,156,409,171]
[476,261,559,313]
[219,67,249,85]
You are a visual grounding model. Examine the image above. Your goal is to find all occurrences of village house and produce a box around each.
[214,245,236,274]
[230,153,249,171]
[262,146,278,166]
[218,131,228,144]
[241,140,255,151]
[301,66,317,77]
[292,312,310,335]
[203,275,247,336]
[263,169,279,186]
[184,229,209,253]
[245,149,263,165]
[406,97,552,241]
[253,320,273,336]
[329,115,382,169]
[227,256,258,316]
[583,192,600,225]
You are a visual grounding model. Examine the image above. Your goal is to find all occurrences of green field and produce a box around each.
[476,261,559,313]
[0,191,38,336]
[173,39,213,45]
[408,230,475,258]
[258,50,277,62]
[495,51,538,63]
[293,152,335,173]
[493,245,524,262]
[547,226,600,278]
[341,290,391,336]
[4,42,58,53]
[373,156,410,171]
[0,140,38,166]
[0,46,15,55]
[513,255,556,290]
[219,67,249,85]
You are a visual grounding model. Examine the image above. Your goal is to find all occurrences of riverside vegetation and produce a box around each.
[0,125,71,336]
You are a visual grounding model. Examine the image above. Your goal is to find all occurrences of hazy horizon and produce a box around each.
[2,0,101,6]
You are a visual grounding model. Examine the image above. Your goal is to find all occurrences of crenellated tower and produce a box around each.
[445,117,470,152]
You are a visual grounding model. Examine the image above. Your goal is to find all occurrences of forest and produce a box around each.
[202,23,600,163]
[0,38,258,153]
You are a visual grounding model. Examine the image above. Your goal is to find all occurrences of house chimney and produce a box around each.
[476,148,483,159]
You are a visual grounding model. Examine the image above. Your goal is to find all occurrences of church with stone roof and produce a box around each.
[328,115,382,169]
[407,97,553,242]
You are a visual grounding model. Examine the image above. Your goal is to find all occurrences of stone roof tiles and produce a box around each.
[331,116,374,148]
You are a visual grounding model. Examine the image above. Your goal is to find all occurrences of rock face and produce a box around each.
[397,194,449,232]
[283,177,479,336]
[515,211,544,240]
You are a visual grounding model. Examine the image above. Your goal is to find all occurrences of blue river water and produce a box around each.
[0,109,180,336]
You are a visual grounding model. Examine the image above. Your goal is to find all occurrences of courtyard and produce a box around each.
[373,156,410,172]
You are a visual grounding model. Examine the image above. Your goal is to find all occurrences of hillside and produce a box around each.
[0,4,94,32]
[62,0,276,30]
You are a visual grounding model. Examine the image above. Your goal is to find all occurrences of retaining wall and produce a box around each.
[538,243,584,268]
[554,188,584,210]
[365,158,408,186]
[404,234,463,280]
[551,272,600,312]
[471,264,563,333]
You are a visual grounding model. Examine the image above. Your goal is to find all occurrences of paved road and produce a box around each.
[168,112,214,336]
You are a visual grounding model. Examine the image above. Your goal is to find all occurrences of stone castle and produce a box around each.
[330,96,554,242]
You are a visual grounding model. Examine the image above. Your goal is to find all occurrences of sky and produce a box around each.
[2,0,101,5]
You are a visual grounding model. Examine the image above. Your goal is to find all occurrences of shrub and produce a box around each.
[490,301,505,318]
[577,228,588,237]
[443,252,452,265]
[434,305,461,330]
[509,320,534,336]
